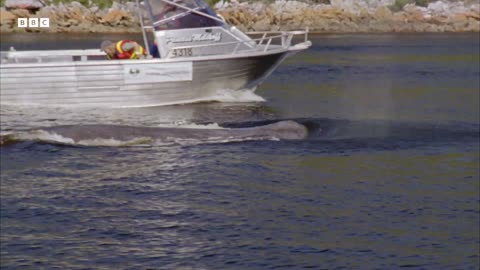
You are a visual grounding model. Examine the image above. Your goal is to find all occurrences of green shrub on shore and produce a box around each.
[204,0,222,7]
[47,0,114,8]
[389,0,431,12]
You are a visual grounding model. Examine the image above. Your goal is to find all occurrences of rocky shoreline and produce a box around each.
[0,0,479,33]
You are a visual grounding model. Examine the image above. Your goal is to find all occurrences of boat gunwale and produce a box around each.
[0,45,292,69]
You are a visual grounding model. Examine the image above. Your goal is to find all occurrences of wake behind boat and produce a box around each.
[0,0,311,107]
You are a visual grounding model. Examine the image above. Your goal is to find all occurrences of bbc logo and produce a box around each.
[18,18,50,28]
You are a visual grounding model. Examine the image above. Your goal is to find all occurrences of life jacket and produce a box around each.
[114,40,145,59]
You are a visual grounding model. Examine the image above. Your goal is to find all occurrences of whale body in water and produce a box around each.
[1,120,308,146]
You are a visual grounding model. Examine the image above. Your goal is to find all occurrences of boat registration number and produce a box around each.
[172,48,193,57]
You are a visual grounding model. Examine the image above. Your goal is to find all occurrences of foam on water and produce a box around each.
[16,130,75,145]
[0,130,156,147]
[208,87,265,103]
[117,88,265,108]
[1,87,265,110]
[158,135,278,146]
[158,122,224,129]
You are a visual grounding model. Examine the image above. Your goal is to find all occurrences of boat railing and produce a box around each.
[1,49,106,64]
[1,29,310,64]
[246,29,309,46]
[165,29,309,58]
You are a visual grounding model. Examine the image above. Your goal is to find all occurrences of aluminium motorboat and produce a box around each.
[0,0,311,107]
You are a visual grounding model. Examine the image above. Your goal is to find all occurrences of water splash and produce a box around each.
[208,87,265,103]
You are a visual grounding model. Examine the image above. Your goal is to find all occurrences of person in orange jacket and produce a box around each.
[101,40,146,60]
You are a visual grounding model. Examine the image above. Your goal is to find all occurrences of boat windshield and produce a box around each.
[146,0,224,30]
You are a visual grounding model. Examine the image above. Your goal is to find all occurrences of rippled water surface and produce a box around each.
[1,33,479,269]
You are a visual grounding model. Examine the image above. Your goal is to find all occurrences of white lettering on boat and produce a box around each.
[123,62,192,84]
[172,48,193,57]
[166,32,221,44]
[192,33,221,42]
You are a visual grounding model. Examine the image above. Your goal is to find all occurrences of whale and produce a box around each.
[0,120,308,146]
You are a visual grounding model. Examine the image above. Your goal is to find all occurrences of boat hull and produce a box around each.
[0,51,289,107]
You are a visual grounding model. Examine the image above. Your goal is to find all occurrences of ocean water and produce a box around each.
[1,33,479,269]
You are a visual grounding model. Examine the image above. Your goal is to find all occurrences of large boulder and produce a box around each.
[373,6,393,21]
[9,8,31,18]
[252,17,271,31]
[5,0,43,10]
[0,8,16,26]
[0,7,16,32]
[99,8,132,26]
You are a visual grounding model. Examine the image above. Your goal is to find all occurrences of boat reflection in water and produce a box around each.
[0,0,311,108]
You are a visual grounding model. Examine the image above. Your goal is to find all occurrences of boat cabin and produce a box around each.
[144,0,257,58]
